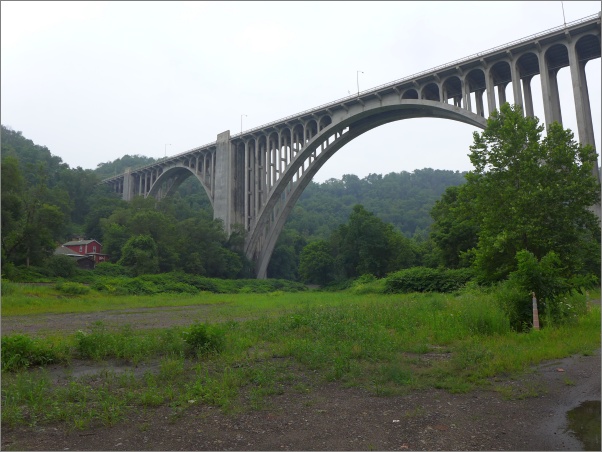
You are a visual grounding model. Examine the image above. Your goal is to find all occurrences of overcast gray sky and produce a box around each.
[2,1,600,183]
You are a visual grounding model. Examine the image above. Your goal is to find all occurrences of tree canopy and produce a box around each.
[463,104,600,283]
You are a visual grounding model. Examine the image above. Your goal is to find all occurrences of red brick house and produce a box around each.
[61,239,110,265]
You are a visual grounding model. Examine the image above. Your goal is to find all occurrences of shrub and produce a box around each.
[1,334,61,371]
[74,322,115,360]
[1,280,16,296]
[45,255,77,278]
[350,274,386,294]
[182,323,225,357]
[94,262,128,277]
[3,265,51,282]
[385,267,473,293]
[55,281,90,295]
[493,280,532,332]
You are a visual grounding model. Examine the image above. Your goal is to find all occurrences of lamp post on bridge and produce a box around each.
[561,1,566,27]
[164,143,171,158]
[241,114,247,135]
[357,70,364,97]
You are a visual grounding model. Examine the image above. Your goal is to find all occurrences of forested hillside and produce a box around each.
[3,107,599,294]
[290,170,466,240]
[1,124,464,280]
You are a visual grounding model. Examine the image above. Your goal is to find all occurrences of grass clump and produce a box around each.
[182,323,225,357]
[1,334,66,371]
[55,281,90,295]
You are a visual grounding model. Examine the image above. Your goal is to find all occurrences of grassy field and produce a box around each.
[2,284,600,430]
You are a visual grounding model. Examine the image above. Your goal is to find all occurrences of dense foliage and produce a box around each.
[465,104,600,283]
[2,107,600,330]
[1,124,463,281]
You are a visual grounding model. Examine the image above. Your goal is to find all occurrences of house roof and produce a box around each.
[54,246,93,261]
[63,239,101,246]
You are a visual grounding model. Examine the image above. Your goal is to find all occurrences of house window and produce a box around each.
[93,246,97,253]
[79,246,83,252]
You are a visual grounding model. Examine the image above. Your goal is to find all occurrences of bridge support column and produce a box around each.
[122,167,134,201]
[522,76,535,117]
[568,40,599,182]
[213,131,236,235]
[510,59,524,112]
[568,40,600,218]
[485,65,497,116]
[540,49,563,127]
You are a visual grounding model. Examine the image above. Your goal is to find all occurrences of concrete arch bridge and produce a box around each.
[103,13,601,278]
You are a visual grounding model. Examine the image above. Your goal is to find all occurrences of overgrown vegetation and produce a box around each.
[1,289,599,430]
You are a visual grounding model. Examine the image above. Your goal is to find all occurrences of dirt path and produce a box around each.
[1,304,231,336]
[1,307,600,451]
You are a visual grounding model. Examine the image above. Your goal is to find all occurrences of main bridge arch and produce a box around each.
[245,100,487,278]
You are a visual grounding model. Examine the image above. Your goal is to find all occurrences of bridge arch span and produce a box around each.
[247,100,487,278]
[101,14,600,278]
[147,164,213,207]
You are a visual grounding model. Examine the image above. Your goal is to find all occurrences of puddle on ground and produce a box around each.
[564,400,601,451]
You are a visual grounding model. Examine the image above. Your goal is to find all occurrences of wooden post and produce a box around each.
[532,292,540,330]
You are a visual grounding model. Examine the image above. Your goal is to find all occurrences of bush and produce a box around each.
[350,274,386,294]
[2,265,51,282]
[1,334,61,371]
[55,281,90,295]
[75,322,115,360]
[385,267,473,293]
[94,262,128,277]
[1,280,16,296]
[182,323,225,357]
[45,255,77,278]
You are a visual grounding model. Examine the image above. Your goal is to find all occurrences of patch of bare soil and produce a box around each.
[1,304,230,336]
[1,307,600,451]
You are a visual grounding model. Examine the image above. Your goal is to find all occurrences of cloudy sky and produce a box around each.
[2,1,600,182]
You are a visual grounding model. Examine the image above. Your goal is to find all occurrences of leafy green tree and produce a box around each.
[430,185,479,268]
[127,209,179,272]
[1,159,65,267]
[466,103,600,283]
[268,228,307,280]
[84,186,127,242]
[332,205,413,278]
[45,255,78,278]
[118,234,160,276]
[299,240,335,285]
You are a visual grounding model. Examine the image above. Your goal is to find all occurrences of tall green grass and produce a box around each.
[2,289,599,430]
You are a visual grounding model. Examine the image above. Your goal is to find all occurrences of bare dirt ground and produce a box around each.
[1,304,600,451]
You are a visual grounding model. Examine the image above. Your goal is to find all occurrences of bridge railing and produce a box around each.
[104,12,600,183]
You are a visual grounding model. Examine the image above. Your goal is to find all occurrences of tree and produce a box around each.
[268,228,306,280]
[1,158,65,268]
[118,234,160,276]
[299,240,335,285]
[466,103,600,283]
[330,205,415,279]
[430,185,479,268]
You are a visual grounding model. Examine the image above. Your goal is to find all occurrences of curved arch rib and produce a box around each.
[246,100,487,278]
